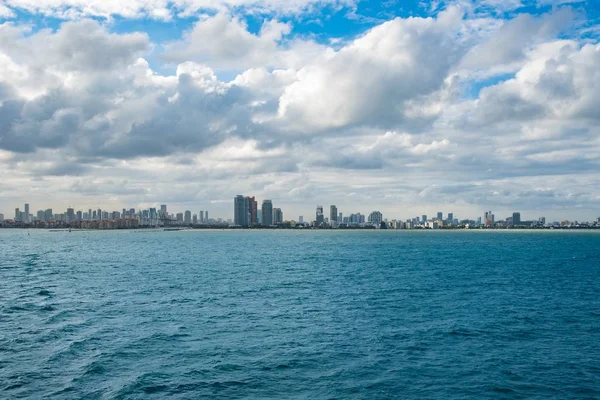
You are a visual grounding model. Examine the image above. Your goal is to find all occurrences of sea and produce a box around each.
[1,229,599,399]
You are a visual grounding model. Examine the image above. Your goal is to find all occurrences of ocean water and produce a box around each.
[0,229,599,399]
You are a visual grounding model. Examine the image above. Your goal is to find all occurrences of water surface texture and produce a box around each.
[1,230,599,399]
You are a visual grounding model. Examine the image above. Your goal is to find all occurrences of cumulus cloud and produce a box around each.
[0,2,599,220]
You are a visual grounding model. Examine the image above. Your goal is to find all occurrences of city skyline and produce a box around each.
[3,199,599,227]
[0,2,599,221]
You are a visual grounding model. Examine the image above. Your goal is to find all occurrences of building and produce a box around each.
[176,213,184,222]
[368,211,383,227]
[512,212,521,226]
[422,215,427,223]
[45,209,53,221]
[484,211,494,226]
[299,216,304,223]
[0,213,4,223]
[448,213,453,222]
[437,212,443,221]
[15,208,20,221]
[205,211,209,222]
[247,196,258,226]
[184,210,192,224]
[257,209,262,224]
[234,195,249,226]
[199,211,204,223]
[330,205,338,223]
[160,205,167,217]
[316,206,324,225]
[273,208,283,225]
[261,200,273,226]
[193,214,198,224]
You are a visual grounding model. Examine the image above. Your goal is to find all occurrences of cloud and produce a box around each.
[0,4,599,221]
[2,0,357,20]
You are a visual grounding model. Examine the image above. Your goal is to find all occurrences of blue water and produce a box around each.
[1,230,599,399]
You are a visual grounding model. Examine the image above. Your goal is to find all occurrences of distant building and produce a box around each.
[437,212,443,221]
[422,215,427,223]
[273,208,283,225]
[299,216,304,223]
[184,210,192,224]
[316,206,324,225]
[200,211,204,222]
[15,208,20,222]
[257,209,262,224]
[247,196,258,226]
[330,205,338,223]
[448,213,453,222]
[160,205,167,216]
[176,213,184,222]
[234,195,249,226]
[484,211,494,226]
[193,214,198,224]
[368,211,383,227]
[512,212,521,225]
[261,200,273,226]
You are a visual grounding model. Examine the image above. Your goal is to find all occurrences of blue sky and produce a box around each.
[0,0,599,221]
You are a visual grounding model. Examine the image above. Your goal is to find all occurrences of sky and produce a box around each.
[0,0,599,222]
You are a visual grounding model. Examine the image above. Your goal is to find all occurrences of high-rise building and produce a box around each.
[176,213,184,222]
[368,211,383,226]
[422,215,427,223]
[199,211,204,223]
[539,217,546,225]
[76,211,82,221]
[205,211,209,222]
[299,216,304,223]
[330,205,338,223]
[261,200,273,226]
[15,208,20,221]
[234,195,249,226]
[184,210,192,224]
[273,208,283,225]
[484,211,494,226]
[316,206,324,225]
[257,210,262,224]
[24,203,30,223]
[339,212,343,222]
[0,213,4,223]
[160,205,167,217]
[193,214,198,224]
[512,212,521,225]
[437,212,443,221]
[37,210,44,221]
[67,208,75,223]
[247,196,258,226]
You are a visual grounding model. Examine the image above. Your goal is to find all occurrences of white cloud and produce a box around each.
[0,4,599,221]
[2,0,357,20]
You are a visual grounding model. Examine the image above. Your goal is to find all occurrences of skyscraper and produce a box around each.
[273,208,283,225]
[247,196,258,226]
[316,206,324,225]
[368,211,383,226]
[15,208,20,221]
[330,205,338,223]
[184,210,192,224]
[234,195,249,226]
[24,203,30,223]
[513,212,521,225]
[437,212,443,221]
[160,204,167,217]
[200,211,204,222]
[422,215,427,223]
[448,213,454,222]
[261,200,273,226]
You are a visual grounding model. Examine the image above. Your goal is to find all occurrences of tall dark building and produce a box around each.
[261,200,273,226]
[513,212,521,226]
[247,196,258,225]
[234,195,249,226]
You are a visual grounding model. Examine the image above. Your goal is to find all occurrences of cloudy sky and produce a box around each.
[0,0,599,221]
